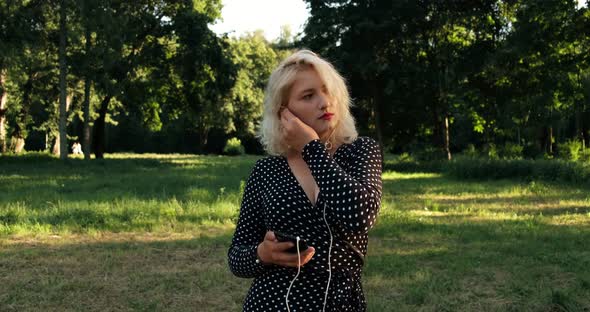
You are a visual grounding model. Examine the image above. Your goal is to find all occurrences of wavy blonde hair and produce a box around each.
[258,49,358,156]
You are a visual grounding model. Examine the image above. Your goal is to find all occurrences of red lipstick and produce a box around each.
[320,113,334,120]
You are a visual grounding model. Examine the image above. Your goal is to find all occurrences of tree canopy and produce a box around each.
[1,0,588,159]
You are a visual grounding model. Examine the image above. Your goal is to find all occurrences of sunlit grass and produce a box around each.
[1,153,589,311]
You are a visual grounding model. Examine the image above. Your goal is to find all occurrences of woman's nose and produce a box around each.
[318,93,330,110]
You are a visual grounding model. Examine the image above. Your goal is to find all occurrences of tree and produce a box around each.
[164,3,236,153]
[58,0,68,159]
[225,32,280,141]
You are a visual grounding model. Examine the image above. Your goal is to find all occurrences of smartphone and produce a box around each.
[274,231,309,253]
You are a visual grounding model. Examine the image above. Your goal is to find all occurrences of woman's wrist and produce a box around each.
[256,243,270,265]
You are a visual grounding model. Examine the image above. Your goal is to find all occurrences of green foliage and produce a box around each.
[223,137,245,156]
[558,139,583,161]
[388,150,590,185]
[383,154,444,174]
[463,144,479,159]
[523,142,545,159]
[2,0,590,156]
[409,144,446,162]
[483,143,499,160]
[302,0,590,158]
[225,33,280,137]
[443,156,590,185]
[500,142,524,160]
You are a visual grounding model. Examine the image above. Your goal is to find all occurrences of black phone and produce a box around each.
[274,231,309,253]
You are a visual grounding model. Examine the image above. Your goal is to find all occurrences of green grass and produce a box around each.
[1,153,589,311]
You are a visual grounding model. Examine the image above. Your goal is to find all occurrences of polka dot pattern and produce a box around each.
[228,136,383,311]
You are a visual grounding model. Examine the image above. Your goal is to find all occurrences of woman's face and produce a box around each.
[285,67,337,139]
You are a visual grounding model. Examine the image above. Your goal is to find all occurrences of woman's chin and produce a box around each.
[316,125,336,140]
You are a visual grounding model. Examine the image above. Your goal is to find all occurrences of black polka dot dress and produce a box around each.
[228,137,383,312]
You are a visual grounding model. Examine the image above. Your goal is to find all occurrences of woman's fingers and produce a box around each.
[272,241,295,252]
[265,231,277,242]
[282,108,295,120]
[264,229,317,267]
[274,247,316,267]
[301,247,315,263]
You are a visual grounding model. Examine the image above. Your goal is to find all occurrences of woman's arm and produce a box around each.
[302,137,383,233]
[227,160,268,278]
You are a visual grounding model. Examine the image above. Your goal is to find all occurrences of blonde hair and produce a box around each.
[258,49,358,156]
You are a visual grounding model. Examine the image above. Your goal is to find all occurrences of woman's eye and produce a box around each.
[302,94,313,100]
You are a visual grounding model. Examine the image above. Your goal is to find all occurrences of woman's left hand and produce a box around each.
[280,108,319,152]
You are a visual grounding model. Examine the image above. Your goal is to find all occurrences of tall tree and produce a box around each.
[165,3,236,153]
[58,0,68,159]
[225,32,279,140]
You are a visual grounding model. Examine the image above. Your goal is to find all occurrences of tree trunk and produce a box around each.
[92,95,112,159]
[52,95,72,155]
[13,138,25,153]
[370,83,384,148]
[0,69,7,153]
[58,0,68,160]
[444,114,451,160]
[52,135,60,155]
[548,126,554,155]
[537,126,548,153]
[197,125,209,154]
[12,73,34,153]
[583,114,589,150]
[431,103,442,148]
[83,27,92,160]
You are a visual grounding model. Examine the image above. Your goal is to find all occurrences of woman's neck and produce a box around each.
[286,141,341,159]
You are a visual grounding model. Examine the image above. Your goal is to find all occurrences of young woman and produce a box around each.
[228,49,382,312]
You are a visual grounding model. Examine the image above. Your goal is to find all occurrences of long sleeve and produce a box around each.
[302,137,382,233]
[228,160,268,278]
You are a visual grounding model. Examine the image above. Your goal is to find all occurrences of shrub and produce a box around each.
[522,142,544,159]
[223,137,245,156]
[413,146,446,162]
[499,142,523,160]
[442,157,590,186]
[398,152,414,162]
[558,139,583,161]
[444,156,533,180]
[383,153,443,173]
[386,152,590,186]
[482,143,499,160]
[462,144,479,159]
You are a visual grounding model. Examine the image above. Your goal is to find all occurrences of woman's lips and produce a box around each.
[320,113,334,120]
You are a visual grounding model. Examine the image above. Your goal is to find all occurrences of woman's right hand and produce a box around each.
[257,231,315,267]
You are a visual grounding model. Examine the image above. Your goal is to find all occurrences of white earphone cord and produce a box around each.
[285,237,301,312]
[285,202,333,312]
[322,201,333,312]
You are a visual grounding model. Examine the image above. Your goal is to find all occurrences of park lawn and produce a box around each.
[1,154,589,311]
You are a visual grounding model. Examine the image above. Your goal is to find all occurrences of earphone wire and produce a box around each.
[322,201,333,312]
[323,124,338,152]
[285,237,301,312]
[285,195,333,311]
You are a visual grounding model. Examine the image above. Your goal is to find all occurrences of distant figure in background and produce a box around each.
[72,142,83,155]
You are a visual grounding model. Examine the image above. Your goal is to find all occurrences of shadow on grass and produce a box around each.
[1,216,588,311]
[0,232,249,312]
[0,154,261,205]
[365,218,590,311]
